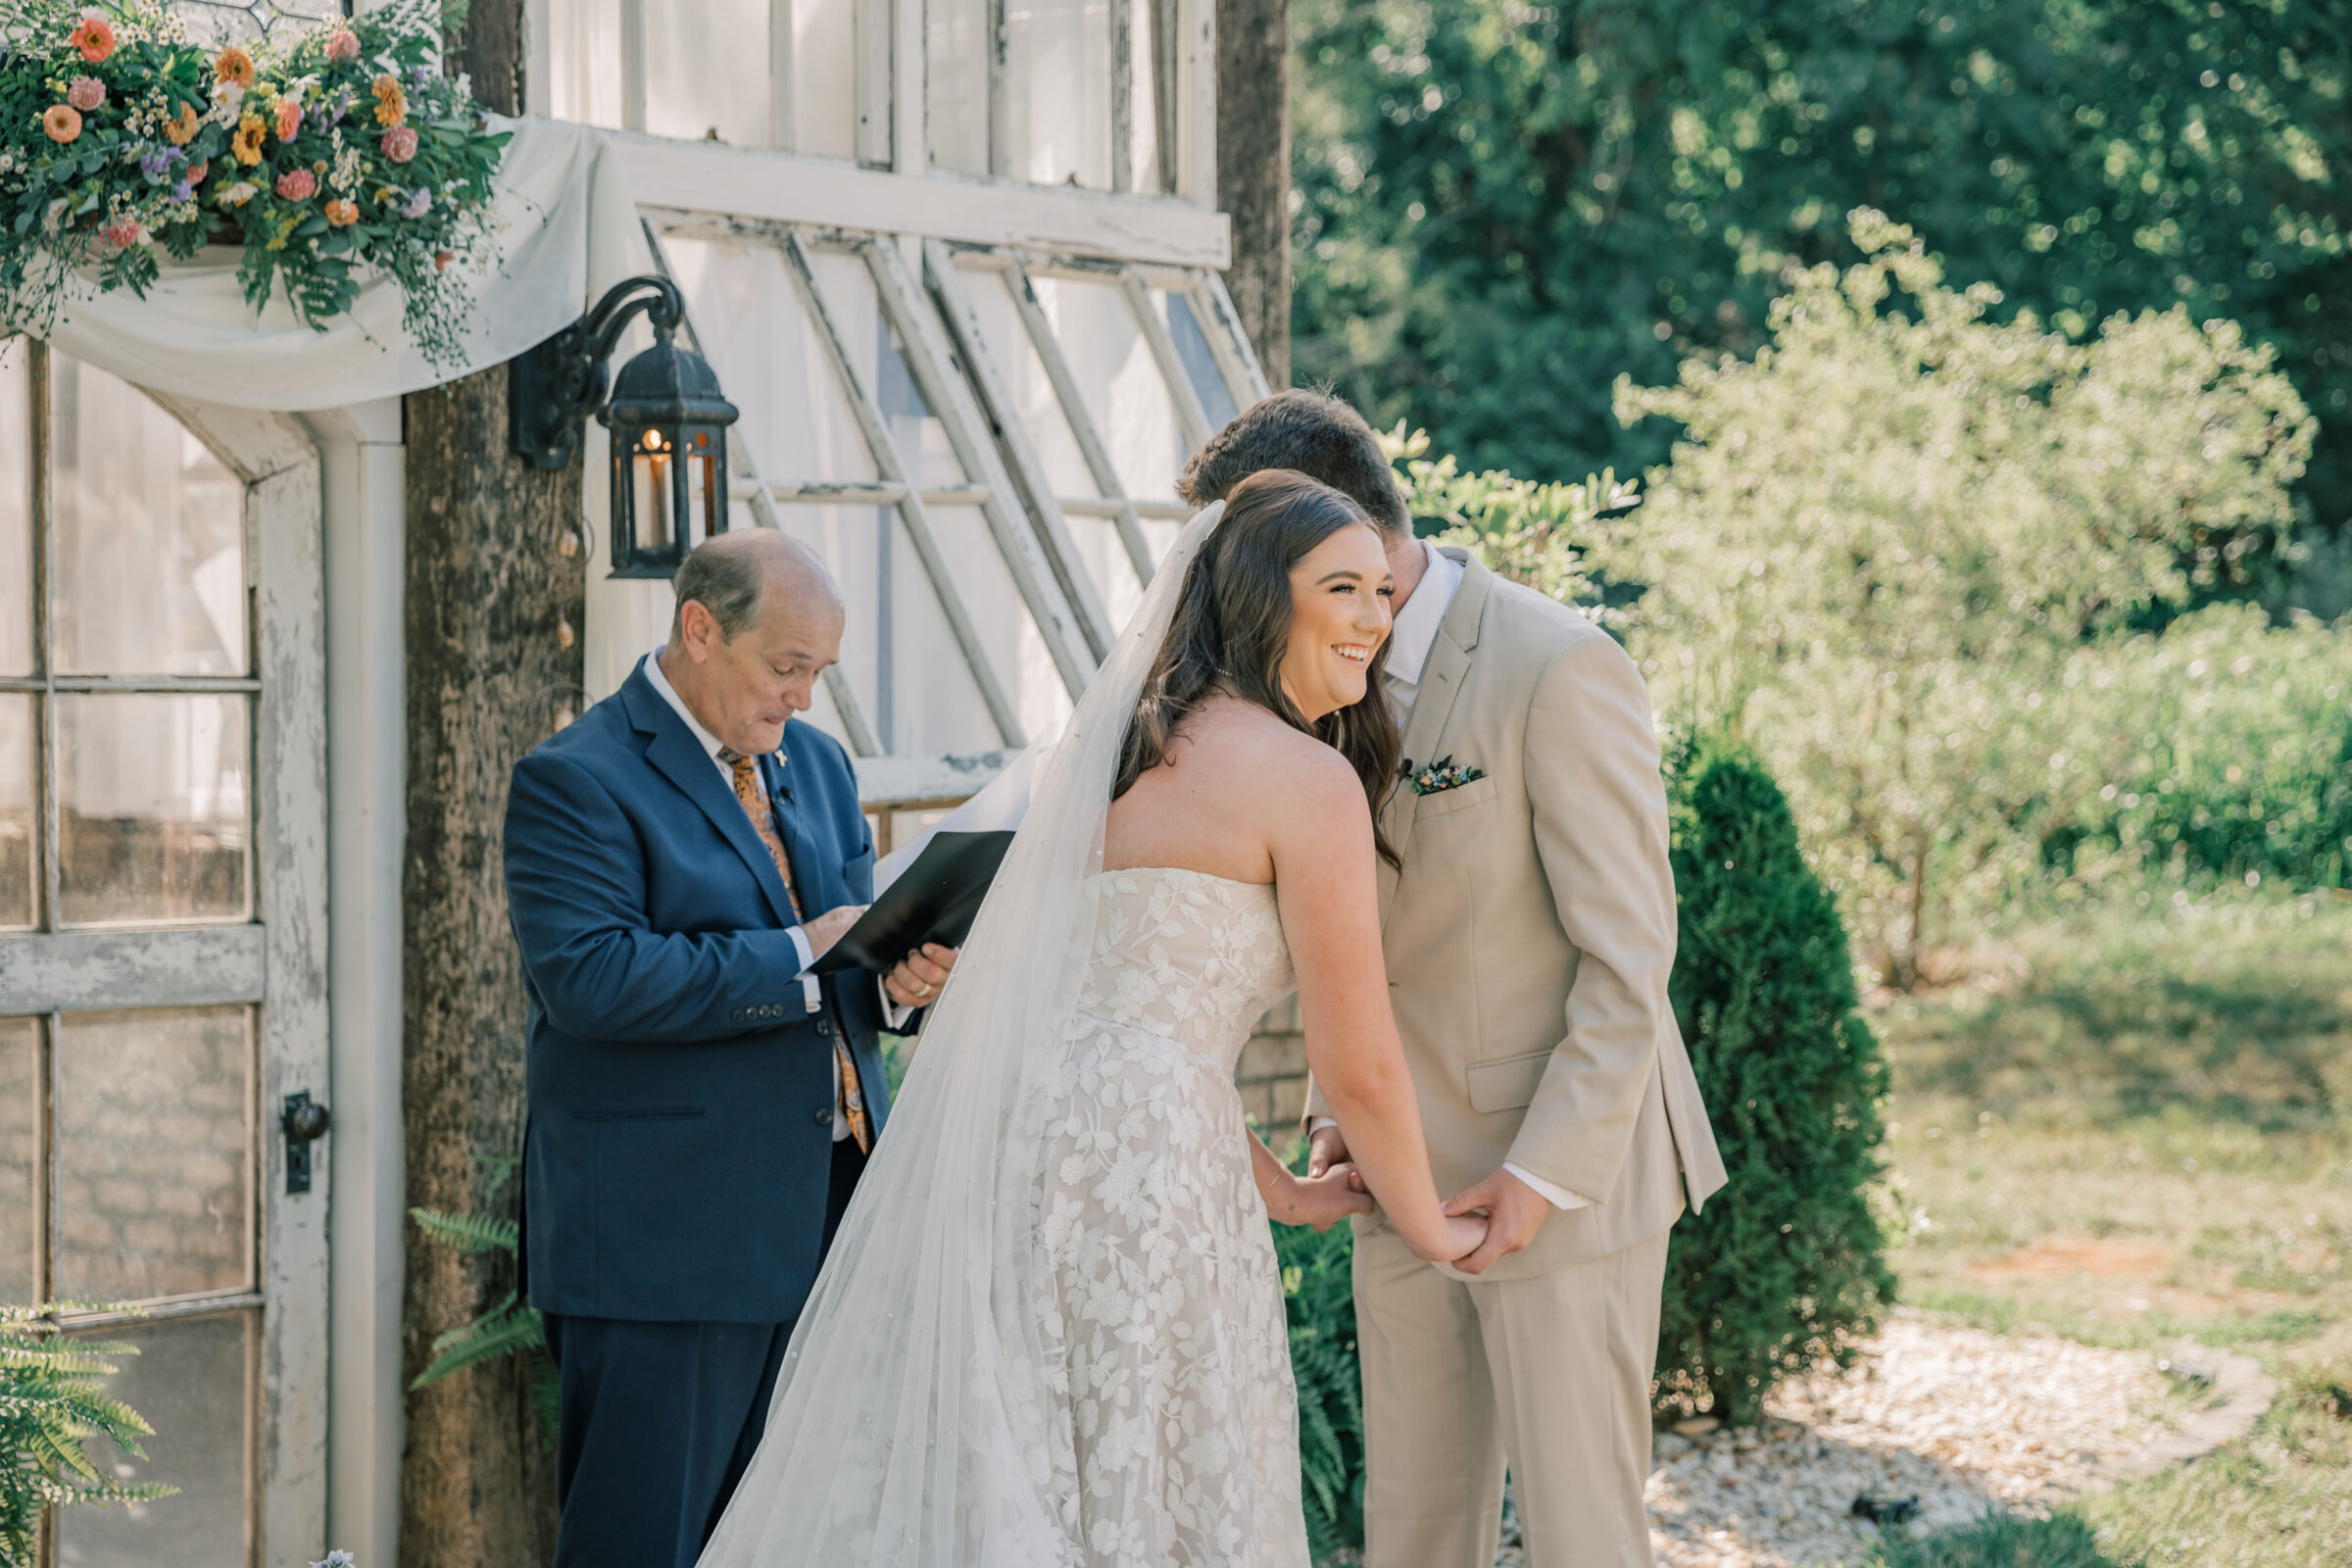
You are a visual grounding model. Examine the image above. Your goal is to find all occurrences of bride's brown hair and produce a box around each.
[1113,469,1402,866]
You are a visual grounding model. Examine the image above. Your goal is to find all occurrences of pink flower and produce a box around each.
[273,167,317,201]
[41,104,81,143]
[274,96,301,141]
[67,76,105,112]
[323,26,361,62]
[101,217,144,250]
[68,15,115,63]
[379,124,418,163]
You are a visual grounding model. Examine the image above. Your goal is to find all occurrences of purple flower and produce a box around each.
[320,85,351,126]
[398,187,431,219]
[171,179,192,201]
[409,65,433,87]
[139,145,187,185]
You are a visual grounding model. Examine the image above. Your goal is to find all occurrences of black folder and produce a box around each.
[813,830,1016,975]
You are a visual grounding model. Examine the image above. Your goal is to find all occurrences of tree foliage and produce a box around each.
[1293,0,2352,579]
[1657,733,1893,1427]
[1603,211,2313,977]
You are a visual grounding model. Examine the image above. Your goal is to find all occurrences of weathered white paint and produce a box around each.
[1190,270,1272,406]
[621,135,1232,267]
[300,398,408,1568]
[0,926,266,1012]
[1118,267,1214,452]
[854,748,1016,806]
[1174,0,1217,208]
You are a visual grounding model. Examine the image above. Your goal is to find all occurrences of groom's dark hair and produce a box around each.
[1178,390,1410,536]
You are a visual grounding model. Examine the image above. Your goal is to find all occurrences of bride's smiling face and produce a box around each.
[1277,521,1396,721]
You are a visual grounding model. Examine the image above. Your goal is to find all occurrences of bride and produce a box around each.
[697,469,1488,1568]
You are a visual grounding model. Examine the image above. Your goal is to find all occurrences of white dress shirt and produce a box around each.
[644,650,912,1141]
[1308,544,1590,1214]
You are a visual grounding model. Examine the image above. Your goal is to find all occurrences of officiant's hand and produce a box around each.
[884,943,958,1009]
[1441,1167,1550,1276]
[804,904,868,958]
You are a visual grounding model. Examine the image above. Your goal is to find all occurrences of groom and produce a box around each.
[504,531,955,1568]
[1180,393,1728,1568]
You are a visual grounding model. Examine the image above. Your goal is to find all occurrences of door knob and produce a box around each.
[283,1091,330,1194]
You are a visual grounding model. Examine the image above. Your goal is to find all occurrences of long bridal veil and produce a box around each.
[697,501,1229,1568]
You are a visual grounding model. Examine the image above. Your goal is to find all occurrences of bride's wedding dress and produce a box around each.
[695,499,1311,1568]
[1008,865,1306,1566]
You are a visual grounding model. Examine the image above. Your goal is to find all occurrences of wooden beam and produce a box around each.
[618,135,1232,268]
[1118,267,1214,454]
[1189,270,1271,406]
[778,229,1028,747]
[853,748,1016,806]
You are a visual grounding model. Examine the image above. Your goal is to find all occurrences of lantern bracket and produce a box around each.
[510,274,688,470]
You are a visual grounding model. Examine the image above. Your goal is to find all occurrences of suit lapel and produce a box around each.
[622,670,800,929]
[1379,550,1491,926]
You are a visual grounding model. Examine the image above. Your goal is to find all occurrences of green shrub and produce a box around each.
[1862,1509,2140,1568]
[1273,1154,1366,1563]
[1657,733,1895,1425]
[0,1304,176,1565]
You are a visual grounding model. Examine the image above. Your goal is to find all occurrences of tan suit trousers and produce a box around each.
[1355,1225,1668,1568]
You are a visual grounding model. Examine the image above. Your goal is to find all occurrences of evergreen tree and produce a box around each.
[1656,733,1894,1424]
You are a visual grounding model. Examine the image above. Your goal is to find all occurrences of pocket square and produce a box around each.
[1401,756,1487,796]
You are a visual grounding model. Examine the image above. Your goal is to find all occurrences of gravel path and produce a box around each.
[1490,1315,2177,1568]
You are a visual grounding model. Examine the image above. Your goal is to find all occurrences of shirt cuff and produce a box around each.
[787,926,819,1015]
[1502,1162,1590,1211]
[880,977,916,1033]
[1308,1117,1338,1134]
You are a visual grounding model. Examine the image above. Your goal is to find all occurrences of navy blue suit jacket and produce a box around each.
[505,663,891,1324]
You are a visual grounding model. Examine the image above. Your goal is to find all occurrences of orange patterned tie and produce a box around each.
[721,750,872,1153]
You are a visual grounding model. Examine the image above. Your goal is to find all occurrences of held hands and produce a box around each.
[884,942,958,1010]
[1270,1162,1376,1231]
[1441,1167,1552,1276]
[1306,1123,1492,1265]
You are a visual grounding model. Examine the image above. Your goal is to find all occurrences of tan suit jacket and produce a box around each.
[1309,549,1727,1280]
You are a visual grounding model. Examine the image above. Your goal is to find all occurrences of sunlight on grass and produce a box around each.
[1873,886,2352,1567]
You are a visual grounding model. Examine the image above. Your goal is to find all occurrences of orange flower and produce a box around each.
[214,46,255,87]
[164,103,200,145]
[323,199,358,226]
[370,75,406,128]
[41,103,81,143]
[231,112,266,166]
[68,15,115,63]
[273,96,301,141]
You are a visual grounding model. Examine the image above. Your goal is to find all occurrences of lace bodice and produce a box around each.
[1074,866,1294,1068]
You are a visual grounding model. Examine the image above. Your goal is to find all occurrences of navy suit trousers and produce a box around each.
[545,1138,866,1568]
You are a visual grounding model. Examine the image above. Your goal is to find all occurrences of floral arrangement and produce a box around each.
[0,0,509,365]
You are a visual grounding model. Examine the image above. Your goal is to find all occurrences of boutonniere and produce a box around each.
[1400,755,1487,796]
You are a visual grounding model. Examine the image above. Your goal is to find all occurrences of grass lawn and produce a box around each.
[1864,886,2352,1566]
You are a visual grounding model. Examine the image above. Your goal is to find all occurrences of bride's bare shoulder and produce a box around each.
[1182,701,1370,827]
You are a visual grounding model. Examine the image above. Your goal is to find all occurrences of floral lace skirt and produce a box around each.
[1005,1012,1310,1568]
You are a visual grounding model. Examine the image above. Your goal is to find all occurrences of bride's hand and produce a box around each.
[1269,1162,1376,1232]
[1407,1212,1490,1264]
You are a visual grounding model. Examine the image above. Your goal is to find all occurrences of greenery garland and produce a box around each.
[0,0,509,366]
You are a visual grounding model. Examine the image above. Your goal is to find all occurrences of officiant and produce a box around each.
[503,530,956,1568]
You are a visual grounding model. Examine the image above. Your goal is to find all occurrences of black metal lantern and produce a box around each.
[510,274,740,579]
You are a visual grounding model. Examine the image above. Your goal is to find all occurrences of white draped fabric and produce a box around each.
[34,116,646,412]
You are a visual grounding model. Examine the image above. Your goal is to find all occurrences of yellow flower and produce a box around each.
[214,46,255,87]
[231,112,266,167]
[370,75,406,129]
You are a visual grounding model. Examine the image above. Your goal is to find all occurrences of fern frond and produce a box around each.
[409,1300,546,1391]
[408,1206,519,1255]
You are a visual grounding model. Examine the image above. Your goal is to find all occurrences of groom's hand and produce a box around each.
[1442,1168,1550,1276]
[884,943,958,1010]
[1305,1123,1358,1186]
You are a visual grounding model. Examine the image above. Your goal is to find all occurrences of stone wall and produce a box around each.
[1235,997,1311,1136]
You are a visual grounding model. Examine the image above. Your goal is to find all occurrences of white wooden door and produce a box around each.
[0,343,328,1568]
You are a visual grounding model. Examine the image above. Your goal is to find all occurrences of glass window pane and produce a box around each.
[662,236,880,486]
[956,268,1098,497]
[0,694,30,931]
[54,1006,253,1302]
[1005,0,1111,188]
[916,505,1073,746]
[550,0,627,127]
[648,0,771,146]
[927,0,990,173]
[0,342,29,676]
[57,694,251,928]
[792,0,858,158]
[1030,275,1187,501]
[875,316,967,488]
[50,355,248,677]
[1164,290,1240,429]
[0,1017,36,1303]
[54,1313,252,1568]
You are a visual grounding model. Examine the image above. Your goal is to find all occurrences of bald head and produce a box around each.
[670,529,843,643]
[661,530,847,756]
